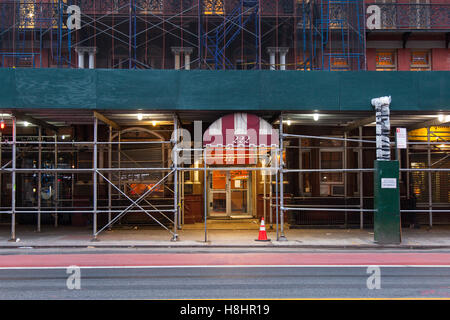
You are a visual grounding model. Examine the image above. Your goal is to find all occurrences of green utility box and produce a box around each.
[374,160,401,244]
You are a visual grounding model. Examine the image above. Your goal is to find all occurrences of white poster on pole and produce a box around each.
[396,128,407,149]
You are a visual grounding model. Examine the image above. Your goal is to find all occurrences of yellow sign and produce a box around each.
[408,126,450,142]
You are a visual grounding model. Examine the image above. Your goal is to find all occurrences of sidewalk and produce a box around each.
[1,223,450,249]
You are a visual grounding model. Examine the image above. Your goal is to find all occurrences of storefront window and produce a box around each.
[301,150,311,195]
[320,151,343,184]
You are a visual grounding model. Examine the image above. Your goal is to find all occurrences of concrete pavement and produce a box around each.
[0,223,449,249]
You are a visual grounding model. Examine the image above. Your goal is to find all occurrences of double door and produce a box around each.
[208,170,251,218]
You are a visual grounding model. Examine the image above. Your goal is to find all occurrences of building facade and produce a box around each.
[0,0,448,241]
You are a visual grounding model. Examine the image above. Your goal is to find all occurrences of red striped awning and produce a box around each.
[203,113,278,165]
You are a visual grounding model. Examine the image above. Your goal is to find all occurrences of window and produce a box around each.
[319,139,344,196]
[410,50,431,71]
[376,50,397,71]
[19,1,35,29]
[204,0,224,15]
[331,56,350,71]
[320,151,343,184]
[136,0,163,14]
[299,150,312,195]
[411,159,449,204]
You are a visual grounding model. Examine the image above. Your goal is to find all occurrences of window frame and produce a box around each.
[375,49,397,71]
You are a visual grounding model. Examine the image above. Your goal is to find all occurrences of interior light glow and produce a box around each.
[313,113,320,121]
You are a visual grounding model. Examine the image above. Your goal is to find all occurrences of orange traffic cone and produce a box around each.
[255,217,270,241]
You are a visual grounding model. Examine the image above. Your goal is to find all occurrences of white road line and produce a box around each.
[0,265,450,270]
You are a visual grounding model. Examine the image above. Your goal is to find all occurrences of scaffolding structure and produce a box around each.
[279,119,450,231]
[0,0,367,70]
[0,113,182,241]
[0,111,448,242]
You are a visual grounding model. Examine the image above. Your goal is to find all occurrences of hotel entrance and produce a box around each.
[208,170,252,218]
[202,113,279,221]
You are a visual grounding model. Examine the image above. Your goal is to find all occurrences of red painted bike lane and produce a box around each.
[1,253,450,268]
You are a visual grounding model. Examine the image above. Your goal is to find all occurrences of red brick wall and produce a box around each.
[366,48,376,71]
[366,48,450,71]
[431,48,450,71]
[397,48,411,71]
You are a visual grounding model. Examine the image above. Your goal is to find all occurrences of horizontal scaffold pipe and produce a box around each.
[0,141,172,145]
[400,168,450,172]
[282,207,376,212]
[0,210,177,214]
[283,168,375,173]
[282,136,449,147]
[181,167,278,171]
[400,210,450,213]
[282,134,377,144]
[276,204,362,208]
[0,168,174,173]
[407,142,450,145]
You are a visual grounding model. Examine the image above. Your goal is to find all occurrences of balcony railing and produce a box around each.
[365,3,450,30]
[0,0,303,18]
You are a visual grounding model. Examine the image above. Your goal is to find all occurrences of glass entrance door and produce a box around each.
[209,170,251,218]
[229,170,249,216]
[210,170,227,217]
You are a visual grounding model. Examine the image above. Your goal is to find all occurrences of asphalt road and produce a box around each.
[0,266,449,299]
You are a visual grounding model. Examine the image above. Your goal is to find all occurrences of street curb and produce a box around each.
[1,244,450,250]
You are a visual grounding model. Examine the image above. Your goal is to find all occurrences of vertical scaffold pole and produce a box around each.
[359,126,364,229]
[54,134,58,227]
[0,132,2,214]
[258,0,262,69]
[406,139,410,199]
[37,127,42,232]
[108,126,112,229]
[129,0,132,69]
[181,168,184,226]
[9,117,16,242]
[269,166,273,230]
[275,147,279,240]
[92,117,98,241]
[427,126,432,228]
[344,132,348,228]
[172,115,179,241]
[204,149,207,242]
[198,0,202,69]
[118,131,122,201]
[299,138,303,197]
[279,114,287,241]
[263,162,266,223]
